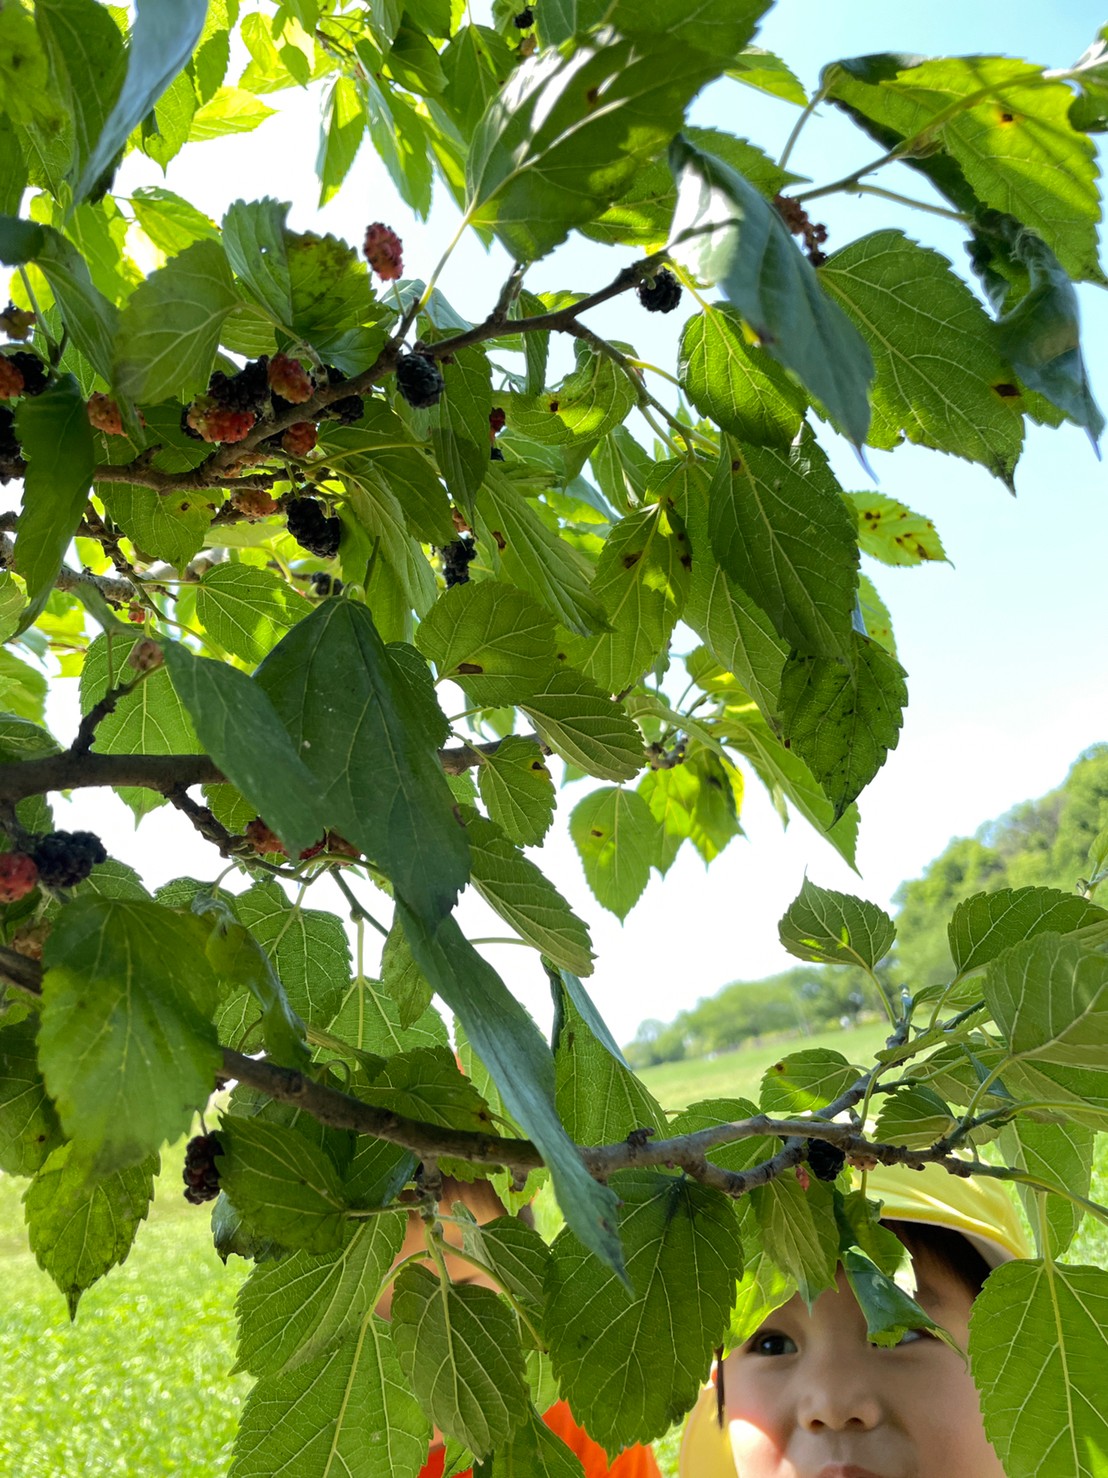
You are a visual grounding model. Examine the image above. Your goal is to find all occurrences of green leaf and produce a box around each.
[464,813,594,974]
[730,47,807,106]
[604,0,769,60]
[38,897,221,1173]
[568,503,691,696]
[199,899,309,1068]
[362,71,434,218]
[233,880,350,1031]
[824,55,1103,283]
[427,345,492,517]
[317,75,366,207]
[508,340,636,451]
[708,431,858,659]
[24,1143,157,1318]
[476,475,606,636]
[949,886,1108,979]
[999,1118,1094,1258]
[753,1171,839,1305]
[844,490,948,567]
[396,906,623,1275]
[189,87,275,141]
[286,229,383,364]
[162,639,329,859]
[466,37,719,260]
[679,306,807,447]
[35,0,127,196]
[327,973,449,1060]
[416,582,556,706]
[971,1260,1108,1478]
[114,238,240,403]
[759,1049,860,1115]
[872,1085,956,1151]
[196,563,309,666]
[130,185,219,253]
[984,933,1108,1068]
[727,1244,796,1348]
[489,1408,585,1478]
[0,1016,64,1175]
[0,647,47,724]
[218,1115,350,1254]
[637,749,744,869]
[683,565,788,724]
[440,24,516,143]
[545,1169,744,1449]
[392,1263,529,1455]
[98,482,215,568]
[779,631,907,821]
[235,1214,405,1377]
[358,1046,496,1134]
[461,1215,551,1316]
[841,1247,938,1349]
[521,669,643,782]
[255,601,469,922]
[320,412,454,544]
[222,197,293,327]
[74,0,208,202]
[569,786,656,920]
[669,134,874,446]
[13,375,95,631]
[476,735,555,847]
[230,1313,431,1478]
[819,230,1024,484]
[552,979,666,1145]
[381,920,434,1031]
[778,877,895,969]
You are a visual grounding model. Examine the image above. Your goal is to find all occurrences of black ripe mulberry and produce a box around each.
[396,352,444,410]
[441,536,476,588]
[0,406,24,482]
[514,7,534,26]
[208,357,271,417]
[805,1137,847,1184]
[309,571,343,598]
[183,1133,224,1205]
[8,351,48,395]
[29,830,107,889]
[490,446,505,461]
[286,496,342,559]
[319,364,364,426]
[637,268,682,314]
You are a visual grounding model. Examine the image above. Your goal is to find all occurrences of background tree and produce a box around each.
[1,2,1107,1474]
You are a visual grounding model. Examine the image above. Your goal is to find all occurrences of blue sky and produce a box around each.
[15,0,1107,1044]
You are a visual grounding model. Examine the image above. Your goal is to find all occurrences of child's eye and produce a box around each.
[885,1327,929,1348]
[747,1330,797,1357]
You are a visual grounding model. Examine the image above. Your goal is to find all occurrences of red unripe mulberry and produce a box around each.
[267,353,314,405]
[87,393,124,435]
[282,420,318,457]
[363,223,404,281]
[0,358,25,399]
[186,396,256,444]
[0,852,39,903]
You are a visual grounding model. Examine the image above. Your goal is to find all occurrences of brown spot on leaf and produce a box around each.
[491,529,506,550]
[531,760,547,772]
[457,662,483,674]
[590,828,604,837]
[179,502,190,512]
[548,399,559,413]
[731,458,743,473]
[622,550,643,569]
[679,553,692,569]
[585,86,600,107]
[993,382,1020,399]
[998,110,1015,124]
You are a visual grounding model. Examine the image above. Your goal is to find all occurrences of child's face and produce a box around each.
[722,1246,1005,1478]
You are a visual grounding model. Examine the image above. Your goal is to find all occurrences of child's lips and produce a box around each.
[815,1466,889,1478]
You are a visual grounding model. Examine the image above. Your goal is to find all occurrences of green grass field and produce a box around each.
[1,1027,1104,1476]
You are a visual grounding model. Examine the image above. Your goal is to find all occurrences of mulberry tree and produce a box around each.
[1,2,1107,1474]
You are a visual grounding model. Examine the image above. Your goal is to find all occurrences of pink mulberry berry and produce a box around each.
[362,223,404,281]
[267,353,314,405]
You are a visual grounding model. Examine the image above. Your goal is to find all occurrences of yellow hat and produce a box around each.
[678,1161,1030,1477]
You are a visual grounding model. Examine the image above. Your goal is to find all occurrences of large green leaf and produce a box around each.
[779,631,907,821]
[778,878,895,970]
[466,37,719,260]
[358,1045,496,1134]
[199,899,309,1067]
[217,1115,351,1255]
[233,880,350,1031]
[465,813,594,975]
[230,1314,430,1478]
[476,735,556,847]
[819,230,1025,484]
[35,0,126,196]
[948,886,1108,979]
[552,979,666,1145]
[427,344,492,518]
[998,1118,1094,1258]
[255,601,469,922]
[604,0,769,59]
[545,1169,744,1450]
[396,906,623,1276]
[114,237,240,403]
[74,0,209,203]
[972,1260,1108,1478]
[326,973,450,1060]
[37,897,221,1173]
[760,1049,860,1115]
[24,1143,157,1318]
[476,475,606,636]
[321,413,454,544]
[317,74,366,206]
[162,639,328,859]
[489,1408,585,1478]
[844,490,948,567]
[636,746,743,870]
[708,431,858,659]
[679,305,806,447]
[669,134,874,446]
[823,54,1102,284]
[440,24,516,143]
[196,563,309,666]
[0,1017,64,1176]
[985,933,1108,1069]
[99,481,215,568]
[569,503,691,696]
[521,668,644,782]
[221,197,293,327]
[416,581,557,706]
[508,340,636,450]
[13,375,95,631]
[392,1264,529,1455]
[569,785,657,920]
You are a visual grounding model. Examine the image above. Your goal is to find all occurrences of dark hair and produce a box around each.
[884,1219,993,1298]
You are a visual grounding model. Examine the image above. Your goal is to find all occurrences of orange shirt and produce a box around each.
[418,1400,661,1477]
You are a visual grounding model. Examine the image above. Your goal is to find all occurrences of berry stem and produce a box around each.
[776,83,828,172]
[331,870,389,937]
[843,181,971,224]
[16,268,54,355]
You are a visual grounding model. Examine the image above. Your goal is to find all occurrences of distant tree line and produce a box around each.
[625,745,1108,1066]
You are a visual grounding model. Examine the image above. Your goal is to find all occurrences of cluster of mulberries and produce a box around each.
[805,1137,847,1183]
[0,351,48,400]
[286,496,342,559]
[363,223,404,281]
[29,830,108,889]
[637,269,682,314]
[396,351,444,409]
[183,1134,223,1205]
[309,571,343,598]
[773,194,829,265]
[182,355,365,448]
[440,535,477,588]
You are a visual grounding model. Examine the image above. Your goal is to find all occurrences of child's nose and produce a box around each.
[795,1349,883,1434]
